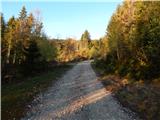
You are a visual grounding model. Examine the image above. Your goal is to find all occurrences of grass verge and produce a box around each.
[91,60,160,120]
[2,64,73,120]
[115,79,160,120]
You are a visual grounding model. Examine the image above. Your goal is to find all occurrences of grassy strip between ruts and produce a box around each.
[1,64,74,120]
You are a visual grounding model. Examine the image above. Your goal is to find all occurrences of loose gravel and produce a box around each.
[22,61,140,120]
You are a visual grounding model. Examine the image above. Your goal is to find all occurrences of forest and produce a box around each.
[1,6,103,83]
[93,1,160,119]
[1,1,160,120]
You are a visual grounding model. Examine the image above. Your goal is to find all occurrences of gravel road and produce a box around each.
[22,61,140,120]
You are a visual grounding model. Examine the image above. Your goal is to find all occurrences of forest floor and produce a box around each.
[1,64,73,120]
[21,60,139,120]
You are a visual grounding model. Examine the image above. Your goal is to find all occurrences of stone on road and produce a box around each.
[22,61,139,120]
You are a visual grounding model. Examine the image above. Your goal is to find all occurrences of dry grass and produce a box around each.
[92,62,160,120]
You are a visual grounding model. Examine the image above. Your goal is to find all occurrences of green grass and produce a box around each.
[2,64,73,120]
[91,60,109,76]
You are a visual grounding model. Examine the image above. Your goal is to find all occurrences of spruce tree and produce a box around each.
[80,30,92,49]
[1,13,6,63]
[19,6,27,20]
[22,39,42,75]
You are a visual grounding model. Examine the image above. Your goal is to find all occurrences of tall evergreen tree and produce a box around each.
[81,30,91,42]
[1,13,7,67]
[1,13,6,50]
[19,6,27,20]
[1,13,6,40]
[22,39,42,75]
[80,30,91,49]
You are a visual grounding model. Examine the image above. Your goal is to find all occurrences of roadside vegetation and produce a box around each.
[2,64,73,119]
[1,1,160,120]
[1,7,71,119]
[92,1,160,120]
[1,6,100,84]
[1,6,99,120]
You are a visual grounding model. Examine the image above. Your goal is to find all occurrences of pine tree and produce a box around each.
[1,13,6,40]
[19,6,27,20]
[80,30,91,49]
[22,39,42,75]
[81,30,91,42]
[18,6,31,64]
[1,13,7,67]
[1,13,8,83]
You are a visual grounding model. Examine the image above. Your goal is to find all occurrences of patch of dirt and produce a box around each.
[98,74,160,120]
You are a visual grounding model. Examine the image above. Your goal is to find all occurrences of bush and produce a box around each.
[117,64,128,77]
[93,52,117,74]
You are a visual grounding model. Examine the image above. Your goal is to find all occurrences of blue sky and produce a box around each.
[1,0,122,39]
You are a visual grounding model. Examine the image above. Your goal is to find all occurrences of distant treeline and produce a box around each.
[49,31,108,63]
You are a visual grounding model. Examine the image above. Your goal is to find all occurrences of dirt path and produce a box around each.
[22,61,140,120]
